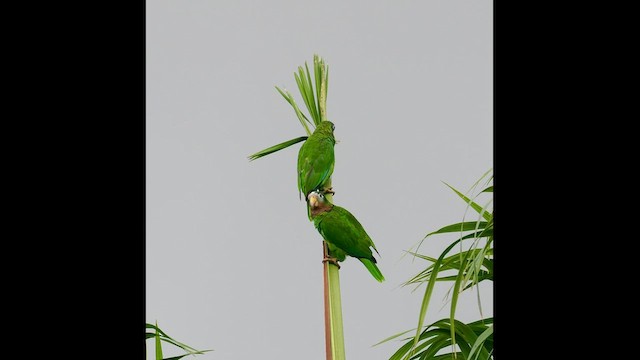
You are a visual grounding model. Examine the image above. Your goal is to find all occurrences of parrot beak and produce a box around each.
[308,192,319,208]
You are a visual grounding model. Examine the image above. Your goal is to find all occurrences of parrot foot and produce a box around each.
[321,187,335,196]
[322,256,341,269]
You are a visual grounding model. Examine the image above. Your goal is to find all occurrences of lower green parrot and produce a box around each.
[307,190,384,282]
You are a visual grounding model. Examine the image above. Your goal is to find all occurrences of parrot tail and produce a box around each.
[359,258,385,282]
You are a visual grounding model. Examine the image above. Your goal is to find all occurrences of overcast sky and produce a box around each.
[146,1,493,359]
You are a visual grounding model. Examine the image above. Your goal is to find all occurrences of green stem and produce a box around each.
[323,248,332,360]
[327,261,345,359]
[324,242,346,360]
[322,178,345,360]
[154,321,163,360]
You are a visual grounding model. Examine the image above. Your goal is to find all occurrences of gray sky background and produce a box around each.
[146,1,493,359]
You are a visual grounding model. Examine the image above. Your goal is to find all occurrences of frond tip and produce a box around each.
[247,136,308,161]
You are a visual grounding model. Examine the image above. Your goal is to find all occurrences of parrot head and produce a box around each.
[314,121,336,138]
[308,190,333,216]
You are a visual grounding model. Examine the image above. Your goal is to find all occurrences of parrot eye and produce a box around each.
[332,124,335,131]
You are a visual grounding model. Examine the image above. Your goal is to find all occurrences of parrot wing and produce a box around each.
[297,136,335,198]
[317,206,377,261]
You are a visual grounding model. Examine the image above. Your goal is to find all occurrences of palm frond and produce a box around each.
[395,171,493,359]
[441,182,492,222]
[146,323,212,359]
[252,55,329,161]
[314,54,329,123]
[295,63,319,124]
[275,86,314,136]
[247,136,308,161]
[380,318,493,360]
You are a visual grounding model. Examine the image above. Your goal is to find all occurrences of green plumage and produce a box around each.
[297,121,336,202]
[309,192,384,282]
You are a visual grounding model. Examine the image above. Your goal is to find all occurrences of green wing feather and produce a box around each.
[315,206,384,282]
[297,122,336,200]
[359,258,385,282]
[326,240,347,262]
[297,136,335,198]
[327,207,378,259]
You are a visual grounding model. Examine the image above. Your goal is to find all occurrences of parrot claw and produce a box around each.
[322,256,341,269]
[321,187,335,196]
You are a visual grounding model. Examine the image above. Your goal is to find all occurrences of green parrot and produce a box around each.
[308,190,384,282]
[297,121,336,206]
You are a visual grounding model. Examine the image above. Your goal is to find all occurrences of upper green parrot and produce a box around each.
[297,121,336,205]
[308,190,384,282]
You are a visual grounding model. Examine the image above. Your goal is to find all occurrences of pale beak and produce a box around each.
[308,193,319,208]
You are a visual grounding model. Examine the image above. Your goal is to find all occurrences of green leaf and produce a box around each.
[405,235,492,288]
[460,228,492,240]
[396,171,493,359]
[409,239,464,357]
[146,323,168,337]
[483,257,493,274]
[448,248,474,351]
[442,182,492,222]
[424,221,488,237]
[247,136,308,161]
[275,86,313,126]
[468,325,493,360]
[419,336,452,359]
[468,317,493,333]
[391,327,448,360]
[388,318,493,360]
[461,238,492,292]
[295,65,319,124]
[274,86,313,136]
[305,63,321,123]
[162,355,202,360]
[314,56,323,122]
[146,322,213,356]
[431,352,464,360]
[372,328,416,347]
[388,338,416,360]
[314,54,328,123]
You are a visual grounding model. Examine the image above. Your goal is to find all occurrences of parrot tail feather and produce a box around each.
[359,258,385,282]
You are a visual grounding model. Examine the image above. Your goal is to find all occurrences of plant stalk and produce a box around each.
[322,178,345,360]
[323,241,345,360]
[323,245,332,360]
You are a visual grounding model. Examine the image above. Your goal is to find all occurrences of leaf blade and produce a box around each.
[442,182,492,221]
[247,136,308,161]
[274,86,313,136]
[424,221,488,237]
